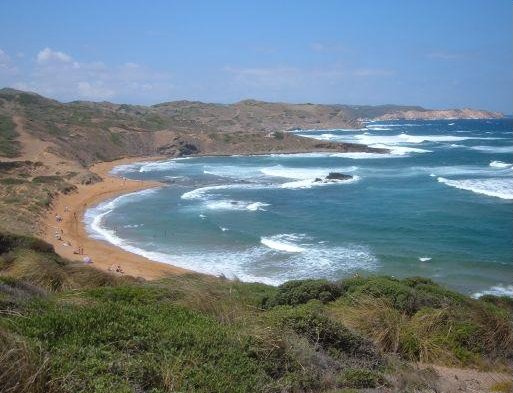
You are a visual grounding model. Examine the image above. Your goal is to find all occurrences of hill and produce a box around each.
[0,89,382,235]
[0,90,511,391]
[0,88,504,236]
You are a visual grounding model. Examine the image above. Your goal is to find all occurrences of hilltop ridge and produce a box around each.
[0,88,504,235]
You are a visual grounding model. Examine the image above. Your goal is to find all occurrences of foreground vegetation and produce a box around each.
[0,232,512,392]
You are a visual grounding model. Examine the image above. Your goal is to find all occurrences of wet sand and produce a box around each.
[43,157,190,280]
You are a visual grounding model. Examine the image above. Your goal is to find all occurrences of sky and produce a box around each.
[0,0,511,112]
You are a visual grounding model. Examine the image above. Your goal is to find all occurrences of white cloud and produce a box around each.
[77,81,115,100]
[225,65,393,90]
[5,47,174,103]
[36,47,73,64]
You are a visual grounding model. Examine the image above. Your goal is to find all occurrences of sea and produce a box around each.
[85,119,513,297]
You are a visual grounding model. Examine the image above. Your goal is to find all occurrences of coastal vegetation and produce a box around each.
[0,89,511,391]
[1,232,511,392]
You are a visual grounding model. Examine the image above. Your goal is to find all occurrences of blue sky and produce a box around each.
[0,0,511,112]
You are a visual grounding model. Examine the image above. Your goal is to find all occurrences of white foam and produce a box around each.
[490,161,512,169]
[261,234,305,253]
[354,133,499,145]
[419,257,432,262]
[260,165,357,180]
[203,165,263,180]
[419,164,512,177]
[369,144,432,155]
[86,202,379,285]
[280,175,360,189]
[437,177,513,200]
[205,200,269,211]
[366,123,424,128]
[181,183,265,200]
[472,285,513,299]
[470,145,513,154]
[123,224,142,229]
[365,126,392,131]
[246,202,269,211]
[328,152,402,159]
[300,131,502,147]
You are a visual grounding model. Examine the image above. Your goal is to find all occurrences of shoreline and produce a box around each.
[43,156,191,280]
[41,147,384,281]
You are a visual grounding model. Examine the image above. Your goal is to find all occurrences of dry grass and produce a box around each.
[1,249,120,292]
[473,305,513,358]
[0,328,48,393]
[328,294,513,367]
[330,296,407,353]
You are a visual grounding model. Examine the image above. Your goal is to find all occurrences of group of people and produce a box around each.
[53,205,126,275]
[54,208,90,264]
[108,264,124,274]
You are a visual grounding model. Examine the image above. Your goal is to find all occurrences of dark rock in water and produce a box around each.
[326,172,353,181]
[313,172,353,183]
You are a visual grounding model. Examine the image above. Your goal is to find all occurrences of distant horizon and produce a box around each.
[1,86,508,115]
[0,1,511,112]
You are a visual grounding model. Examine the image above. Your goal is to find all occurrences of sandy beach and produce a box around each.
[43,156,189,280]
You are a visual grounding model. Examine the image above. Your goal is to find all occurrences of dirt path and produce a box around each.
[415,364,512,393]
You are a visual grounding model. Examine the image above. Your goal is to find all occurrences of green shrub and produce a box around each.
[0,114,20,157]
[273,131,285,140]
[266,301,378,359]
[0,232,54,254]
[480,295,513,313]
[337,368,384,388]
[10,300,271,393]
[0,177,27,185]
[32,175,62,183]
[340,276,464,314]
[264,279,343,308]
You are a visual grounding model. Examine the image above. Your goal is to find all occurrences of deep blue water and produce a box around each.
[85,119,513,296]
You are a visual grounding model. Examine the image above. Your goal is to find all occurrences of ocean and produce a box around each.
[85,119,513,297]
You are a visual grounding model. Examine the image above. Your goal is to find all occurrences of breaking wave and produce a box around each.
[437,177,513,200]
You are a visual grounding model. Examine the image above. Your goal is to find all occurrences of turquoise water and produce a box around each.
[85,119,513,296]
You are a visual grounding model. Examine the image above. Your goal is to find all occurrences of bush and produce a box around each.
[339,276,464,314]
[480,295,513,313]
[0,177,27,185]
[32,175,62,183]
[10,300,271,393]
[264,279,343,308]
[0,232,54,254]
[337,368,384,388]
[266,301,378,360]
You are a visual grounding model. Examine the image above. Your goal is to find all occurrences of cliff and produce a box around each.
[372,108,503,121]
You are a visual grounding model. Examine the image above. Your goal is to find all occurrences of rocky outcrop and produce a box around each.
[314,172,353,184]
[372,108,503,121]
